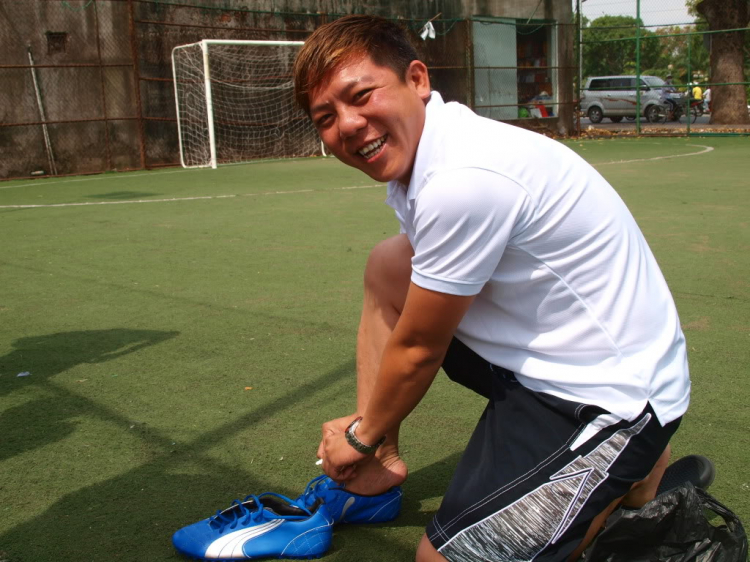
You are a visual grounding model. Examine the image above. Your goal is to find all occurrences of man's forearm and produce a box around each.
[353,281,475,446]
[355,341,445,446]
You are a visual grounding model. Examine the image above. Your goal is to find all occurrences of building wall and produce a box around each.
[0,1,137,177]
[0,0,573,179]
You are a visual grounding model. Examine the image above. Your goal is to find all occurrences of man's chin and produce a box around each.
[358,163,401,184]
[355,165,388,183]
[345,157,400,184]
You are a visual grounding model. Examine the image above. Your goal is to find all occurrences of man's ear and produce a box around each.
[407,60,431,100]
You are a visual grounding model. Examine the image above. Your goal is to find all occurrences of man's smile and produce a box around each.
[357,134,388,160]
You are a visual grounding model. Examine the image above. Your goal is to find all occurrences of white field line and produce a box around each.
[592,144,713,166]
[0,185,384,209]
[0,144,714,210]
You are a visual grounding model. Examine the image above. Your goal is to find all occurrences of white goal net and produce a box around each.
[172,40,322,168]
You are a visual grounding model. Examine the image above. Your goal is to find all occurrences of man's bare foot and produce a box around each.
[343,448,408,495]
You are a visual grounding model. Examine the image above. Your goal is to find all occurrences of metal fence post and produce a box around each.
[94,0,112,171]
[635,0,641,135]
[128,0,147,169]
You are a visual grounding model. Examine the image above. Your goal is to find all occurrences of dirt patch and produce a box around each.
[696,204,736,212]
[689,235,720,254]
[682,317,710,331]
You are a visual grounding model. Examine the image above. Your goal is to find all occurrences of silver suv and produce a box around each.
[581,75,677,123]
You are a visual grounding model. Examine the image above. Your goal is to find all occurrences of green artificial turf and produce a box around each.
[0,137,748,561]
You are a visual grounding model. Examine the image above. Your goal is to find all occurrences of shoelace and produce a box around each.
[209,494,263,532]
[210,492,312,533]
[300,475,344,508]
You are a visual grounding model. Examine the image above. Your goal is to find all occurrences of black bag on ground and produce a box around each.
[583,482,748,562]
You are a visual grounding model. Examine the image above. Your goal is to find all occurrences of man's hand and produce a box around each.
[318,415,370,482]
[316,413,359,461]
[321,430,370,482]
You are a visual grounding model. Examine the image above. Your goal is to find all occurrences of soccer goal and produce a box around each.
[172,39,323,169]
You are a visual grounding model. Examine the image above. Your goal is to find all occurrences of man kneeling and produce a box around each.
[293,15,690,562]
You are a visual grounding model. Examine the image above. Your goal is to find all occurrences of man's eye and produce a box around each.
[354,89,372,101]
[315,115,332,128]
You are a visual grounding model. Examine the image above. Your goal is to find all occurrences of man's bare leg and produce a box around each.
[325,234,413,495]
[567,444,672,561]
[620,443,671,508]
[416,534,448,562]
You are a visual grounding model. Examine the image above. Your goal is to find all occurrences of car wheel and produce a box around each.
[588,107,603,124]
[609,116,623,123]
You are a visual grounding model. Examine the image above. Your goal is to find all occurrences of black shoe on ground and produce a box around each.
[656,454,716,496]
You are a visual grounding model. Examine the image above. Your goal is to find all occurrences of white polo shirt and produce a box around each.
[386,92,690,425]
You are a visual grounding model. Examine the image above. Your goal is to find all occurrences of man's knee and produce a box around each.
[623,443,671,507]
[416,534,447,562]
[364,234,414,305]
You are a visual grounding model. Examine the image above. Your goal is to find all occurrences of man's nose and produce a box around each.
[338,107,366,138]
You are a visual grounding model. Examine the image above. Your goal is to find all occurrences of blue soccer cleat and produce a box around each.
[297,475,402,524]
[172,492,333,560]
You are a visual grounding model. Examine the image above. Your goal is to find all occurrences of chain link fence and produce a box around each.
[577,0,749,136]
[2,1,580,181]
[0,0,327,179]
[1,0,140,178]
[1,1,747,179]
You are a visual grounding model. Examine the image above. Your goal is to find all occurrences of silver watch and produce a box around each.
[345,417,385,455]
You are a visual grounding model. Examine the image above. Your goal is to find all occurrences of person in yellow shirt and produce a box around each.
[692,83,703,102]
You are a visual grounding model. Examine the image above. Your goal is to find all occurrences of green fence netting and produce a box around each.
[576,0,750,137]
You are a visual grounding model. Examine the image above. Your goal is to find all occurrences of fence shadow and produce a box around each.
[0,329,470,562]
[0,340,465,562]
[0,329,179,460]
[0,353,355,561]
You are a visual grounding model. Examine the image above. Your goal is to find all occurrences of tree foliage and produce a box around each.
[651,24,710,86]
[581,16,663,79]
[578,5,749,123]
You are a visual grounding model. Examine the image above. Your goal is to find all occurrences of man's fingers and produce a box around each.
[332,464,356,483]
[338,465,357,481]
[320,458,356,482]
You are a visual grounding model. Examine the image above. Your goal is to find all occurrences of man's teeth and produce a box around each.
[359,136,386,158]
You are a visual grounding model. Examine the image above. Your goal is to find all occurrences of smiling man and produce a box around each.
[292,15,690,562]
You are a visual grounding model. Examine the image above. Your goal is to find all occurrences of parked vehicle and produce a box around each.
[580,75,682,123]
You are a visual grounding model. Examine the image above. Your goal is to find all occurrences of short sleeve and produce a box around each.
[410,168,532,296]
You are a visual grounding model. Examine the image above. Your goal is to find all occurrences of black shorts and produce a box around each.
[427,338,681,562]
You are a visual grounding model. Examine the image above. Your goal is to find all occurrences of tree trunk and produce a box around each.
[696,0,750,124]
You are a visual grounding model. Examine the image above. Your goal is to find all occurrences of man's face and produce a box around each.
[309,55,431,185]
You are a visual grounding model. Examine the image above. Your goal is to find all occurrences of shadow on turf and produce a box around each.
[0,329,179,461]
[0,451,461,562]
[398,452,463,527]
[0,347,463,562]
[0,355,354,560]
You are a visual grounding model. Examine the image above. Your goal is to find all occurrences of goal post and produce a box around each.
[172,39,322,169]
